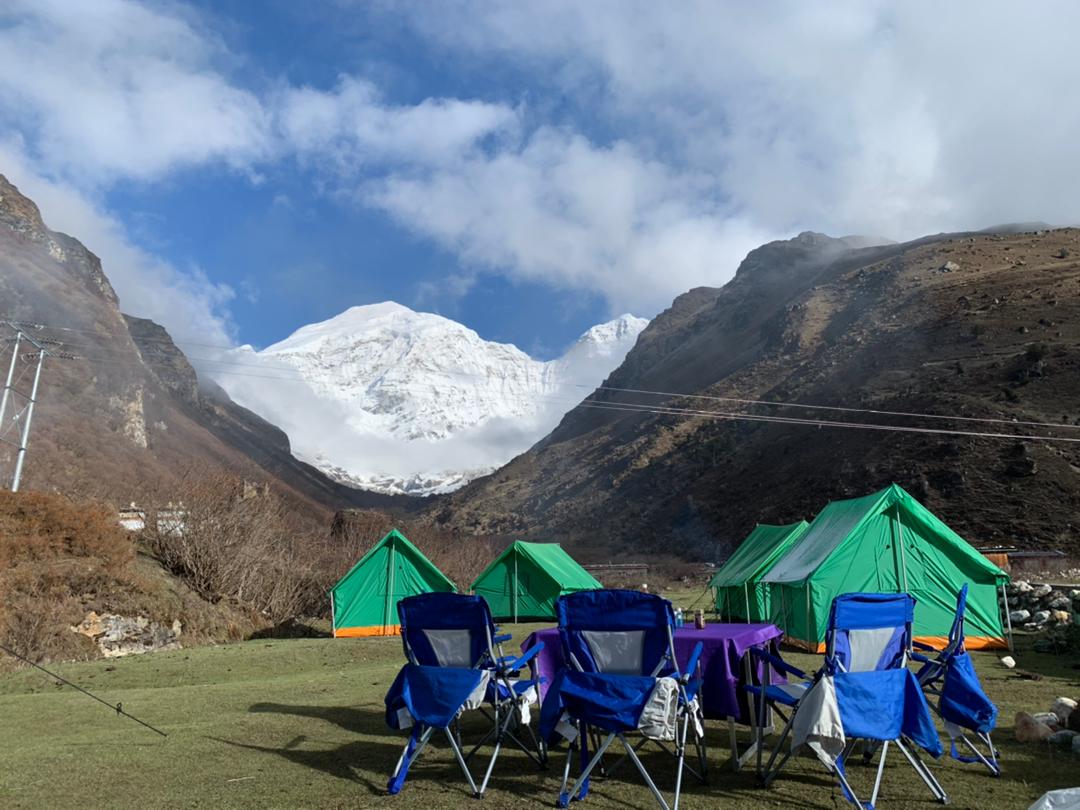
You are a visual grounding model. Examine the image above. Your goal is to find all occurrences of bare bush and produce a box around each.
[140,471,324,625]
[324,509,499,590]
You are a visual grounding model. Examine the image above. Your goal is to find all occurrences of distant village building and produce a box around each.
[117,502,186,536]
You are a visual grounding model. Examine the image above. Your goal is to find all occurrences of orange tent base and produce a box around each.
[334,625,401,638]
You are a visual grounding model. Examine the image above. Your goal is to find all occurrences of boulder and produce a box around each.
[1070,706,1080,732]
[938,260,961,273]
[1032,610,1052,625]
[1047,729,1078,747]
[1049,596,1072,610]
[1032,711,1061,728]
[1010,609,1031,623]
[1052,610,1072,624]
[1015,711,1055,742]
[1052,697,1078,725]
[1012,580,1033,594]
[71,612,182,658]
[1033,583,1053,599]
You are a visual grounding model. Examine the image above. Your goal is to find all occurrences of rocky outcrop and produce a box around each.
[71,612,182,658]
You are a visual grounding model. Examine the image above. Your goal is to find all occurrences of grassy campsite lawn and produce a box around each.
[0,596,1076,809]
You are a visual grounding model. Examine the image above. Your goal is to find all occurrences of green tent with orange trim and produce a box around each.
[762,484,1010,651]
[331,529,455,637]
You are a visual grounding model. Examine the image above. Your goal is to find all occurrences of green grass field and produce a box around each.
[0,595,1077,809]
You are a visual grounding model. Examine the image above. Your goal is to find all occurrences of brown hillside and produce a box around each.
[429,229,1080,559]
[0,174,411,518]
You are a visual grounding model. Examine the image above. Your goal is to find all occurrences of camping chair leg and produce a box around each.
[622,735,671,810]
[388,724,436,794]
[560,731,618,809]
[558,729,577,807]
[869,740,889,808]
[478,703,508,796]
[895,738,948,804]
[728,717,739,770]
[761,707,797,787]
[445,727,481,798]
[832,764,864,810]
[673,707,691,810]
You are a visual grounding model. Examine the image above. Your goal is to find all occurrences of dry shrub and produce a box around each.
[140,471,325,625]
[324,509,499,591]
[0,490,144,663]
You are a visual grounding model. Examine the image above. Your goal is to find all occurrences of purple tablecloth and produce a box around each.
[522,623,783,723]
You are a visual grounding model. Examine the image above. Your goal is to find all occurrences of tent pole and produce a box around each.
[744,582,751,623]
[805,583,812,650]
[895,507,910,594]
[330,592,336,639]
[386,540,396,635]
[1001,584,1014,652]
[513,551,518,624]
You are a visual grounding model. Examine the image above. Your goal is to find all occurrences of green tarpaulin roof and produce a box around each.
[709,521,810,589]
[471,541,601,620]
[761,484,1009,649]
[330,529,456,636]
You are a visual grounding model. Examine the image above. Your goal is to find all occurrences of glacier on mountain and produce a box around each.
[210,302,647,495]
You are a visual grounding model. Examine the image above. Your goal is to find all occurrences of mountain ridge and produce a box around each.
[215,303,648,495]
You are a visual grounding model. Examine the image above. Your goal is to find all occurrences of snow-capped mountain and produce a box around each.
[211,303,647,495]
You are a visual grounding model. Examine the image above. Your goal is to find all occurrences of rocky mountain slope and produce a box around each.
[428,229,1080,558]
[0,174,397,515]
[215,303,647,495]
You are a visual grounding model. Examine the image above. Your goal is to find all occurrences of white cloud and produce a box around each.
[0,0,269,184]
[368,129,775,313]
[276,76,518,169]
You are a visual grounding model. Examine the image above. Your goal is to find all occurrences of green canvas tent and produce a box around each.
[762,484,1010,650]
[470,541,601,621]
[710,521,810,622]
[331,529,456,637]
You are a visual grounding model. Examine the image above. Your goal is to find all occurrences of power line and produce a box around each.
[8,316,1080,445]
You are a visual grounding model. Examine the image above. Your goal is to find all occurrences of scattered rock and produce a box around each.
[1016,711,1055,742]
[1010,609,1032,623]
[1000,656,1017,669]
[1047,729,1078,747]
[1033,583,1053,599]
[1053,610,1072,624]
[1052,697,1077,725]
[1014,580,1034,594]
[1033,610,1052,625]
[938,260,961,273]
[1032,711,1060,728]
[1055,247,1070,259]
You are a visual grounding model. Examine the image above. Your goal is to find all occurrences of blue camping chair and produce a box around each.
[385,592,545,798]
[539,589,706,810]
[747,593,947,808]
[911,584,1000,776]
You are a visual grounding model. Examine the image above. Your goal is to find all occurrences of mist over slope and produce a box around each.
[427,229,1080,558]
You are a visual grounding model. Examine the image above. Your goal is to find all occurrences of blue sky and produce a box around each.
[3,1,1080,361]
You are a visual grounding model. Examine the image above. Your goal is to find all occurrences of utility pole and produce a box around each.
[0,320,72,492]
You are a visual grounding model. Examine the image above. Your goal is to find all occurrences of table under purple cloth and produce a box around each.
[522,623,783,723]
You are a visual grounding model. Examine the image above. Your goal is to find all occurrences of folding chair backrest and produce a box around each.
[945,584,969,656]
[556,589,675,676]
[398,592,493,669]
[826,592,914,673]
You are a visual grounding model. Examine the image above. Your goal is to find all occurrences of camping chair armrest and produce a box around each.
[748,646,808,680]
[501,641,543,674]
[911,640,938,652]
[910,651,934,665]
[493,634,513,645]
[681,641,704,682]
